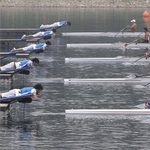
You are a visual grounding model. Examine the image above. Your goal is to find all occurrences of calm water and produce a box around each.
[0,7,150,150]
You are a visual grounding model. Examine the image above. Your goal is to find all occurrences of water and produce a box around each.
[0,7,150,149]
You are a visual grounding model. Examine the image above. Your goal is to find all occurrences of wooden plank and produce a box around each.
[0,38,40,42]
[0,28,38,31]
[0,103,9,112]
[0,74,13,79]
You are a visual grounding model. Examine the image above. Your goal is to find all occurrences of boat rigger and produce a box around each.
[65,109,150,115]
[65,56,150,63]
[62,32,144,37]
[64,77,150,83]
[67,43,150,49]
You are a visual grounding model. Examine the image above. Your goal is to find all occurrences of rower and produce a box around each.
[145,102,150,109]
[134,27,149,43]
[140,27,149,43]
[126,19,137,32]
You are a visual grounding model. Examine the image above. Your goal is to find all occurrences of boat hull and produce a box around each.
[65,57,150,63]
[67,43,150,49]
[62,32,144,37]
[65,109,150,115]
[64,78,150,83]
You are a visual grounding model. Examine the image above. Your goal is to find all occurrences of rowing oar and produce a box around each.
[136,32,143,39]
[144,82,150,87]
[133,52,150,63]
[114,26,128,37]
[0,55,8,60]
[127,73,150,79]
[134,73,150,78]
[124,32,143,48]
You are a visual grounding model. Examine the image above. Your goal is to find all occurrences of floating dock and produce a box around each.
[0,38,40,47]
[0,28,40,35]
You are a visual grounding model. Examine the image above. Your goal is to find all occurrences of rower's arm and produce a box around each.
[31,89,38,99]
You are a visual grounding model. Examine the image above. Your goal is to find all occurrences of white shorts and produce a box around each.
[22,44,36,51]
[33,32,44,37]
[40,22,59,29]
[1,89,21,98]
[0,62,15,71]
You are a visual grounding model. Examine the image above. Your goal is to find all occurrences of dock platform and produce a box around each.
[0,28,40,35]
[0,38,40,47]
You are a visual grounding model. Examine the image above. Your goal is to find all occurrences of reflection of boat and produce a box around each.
[65,109,150,115]
[62,32,144,37]
[67,43,150,49]
[65,56,150,63]
[64,77,150,84]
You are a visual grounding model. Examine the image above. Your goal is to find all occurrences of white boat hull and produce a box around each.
[62,32,144,37]
[65,57,150,63]
[67,43,150,49]
[64,77,150,83]
[65,109,150,115]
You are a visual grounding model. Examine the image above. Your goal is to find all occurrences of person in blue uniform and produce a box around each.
[21,29,56,39]
[0,58,39,71]
[0,84,43,99]
[11,41,51,52]
[39,21,71,30]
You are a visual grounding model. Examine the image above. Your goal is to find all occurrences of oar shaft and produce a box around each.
[145,82,150,87]
[133,55,145,63]
[114,26,127,37]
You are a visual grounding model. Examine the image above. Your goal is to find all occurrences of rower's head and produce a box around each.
[131,19,136,23]
[32,58,39,66]
[52,29,56,33]
[143,27,148,32]
[67,21,71,26]
[45,41,51,47]
[34,84,43,94]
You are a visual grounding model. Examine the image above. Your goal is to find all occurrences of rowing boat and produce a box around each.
[67,43,150,49]
[62,32,144,37]
[65,109,150,115]
[64,77,150,83]
[65,56,150,63]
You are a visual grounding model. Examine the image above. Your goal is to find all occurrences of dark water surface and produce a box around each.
[0,7,150,150]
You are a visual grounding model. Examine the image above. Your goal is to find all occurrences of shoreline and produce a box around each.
[0,0,150,8]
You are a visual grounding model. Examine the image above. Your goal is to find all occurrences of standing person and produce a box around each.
[21,29,56,39]
[126,19,137,32]
[39,21,71,30]
[0,84,43,99]
[0,58,39,71]
[11,41,51,52]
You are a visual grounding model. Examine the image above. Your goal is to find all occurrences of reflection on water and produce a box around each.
[0,7,150,149]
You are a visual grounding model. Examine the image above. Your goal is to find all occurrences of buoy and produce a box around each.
[143,11,149,17]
